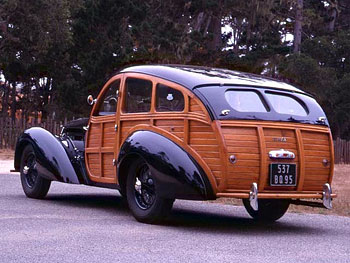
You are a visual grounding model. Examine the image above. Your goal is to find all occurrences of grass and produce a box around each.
[1,149,349,217]
[0,149,14,160]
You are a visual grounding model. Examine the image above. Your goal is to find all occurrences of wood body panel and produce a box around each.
[84,71,334,200]
[86,117,117,183]
[222,126,260,190]
[189,120,222,185]
[218,120,333,194]
[301,130,331,191]
[83,72,219,191]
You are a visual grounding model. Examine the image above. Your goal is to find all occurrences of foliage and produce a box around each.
[0,0,349,138]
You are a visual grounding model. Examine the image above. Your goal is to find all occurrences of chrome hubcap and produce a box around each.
[22,153,38,188]
[135,177,142,194]
[134,164,156,210]
[23,166,30,175]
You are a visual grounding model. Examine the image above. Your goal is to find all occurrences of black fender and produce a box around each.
[117,130,214,200]
[14,127,81,184]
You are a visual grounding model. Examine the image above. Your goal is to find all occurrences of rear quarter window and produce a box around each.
[156,84,184,112]
[265,92,308,116]
[225,90,268,112]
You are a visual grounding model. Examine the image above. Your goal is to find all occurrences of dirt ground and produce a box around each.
[0,149,14,160]
[1,149,349,217]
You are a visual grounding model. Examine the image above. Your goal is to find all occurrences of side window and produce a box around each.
[156,84,184,112]
[124,78,152,113]
[96,79,120,116]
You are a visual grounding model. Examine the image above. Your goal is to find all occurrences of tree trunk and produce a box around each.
[293,0,303,53]
[10,81,16,122]
[328,5,337,32]
[1,81,9,118]
[207,14,222,52]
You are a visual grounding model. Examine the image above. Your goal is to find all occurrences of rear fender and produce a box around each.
[14,127,80,184]
[118,130,214,200]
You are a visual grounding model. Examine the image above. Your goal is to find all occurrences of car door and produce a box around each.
[85,75,122,184]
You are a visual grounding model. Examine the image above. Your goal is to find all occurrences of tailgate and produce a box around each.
[220,120,333,192]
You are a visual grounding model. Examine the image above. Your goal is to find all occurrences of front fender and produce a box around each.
[14,127,80,184]
[118,130,214,200]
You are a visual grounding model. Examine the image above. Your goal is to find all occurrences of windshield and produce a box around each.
[195,86,328,126]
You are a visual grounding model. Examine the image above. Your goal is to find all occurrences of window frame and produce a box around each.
[122,76,154,114]
[120,73,190,116]
[224,89,270,113]
[155,83,185,113]
[264,90,309,116]
[92,76,122,117]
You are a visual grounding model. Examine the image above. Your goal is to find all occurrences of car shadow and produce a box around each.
[43,193,325,235]
[46,193,129,215]
[164,206,325,235]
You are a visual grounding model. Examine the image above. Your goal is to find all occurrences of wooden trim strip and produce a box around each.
[119,113,208,123]
[220,120,330,132]
[184,118,189,145]
[257,126,267,191]
[212,120,227,191]
[296,129,305,191]
[328,129,335,183]
[99,122,103,178]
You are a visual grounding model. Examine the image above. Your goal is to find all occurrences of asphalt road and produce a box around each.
[1,173,349,263]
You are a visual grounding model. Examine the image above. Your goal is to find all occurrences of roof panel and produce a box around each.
[120,65,304,93]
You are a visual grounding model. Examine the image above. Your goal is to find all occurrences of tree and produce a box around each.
[0,0,74,121]
[293,0,303,53]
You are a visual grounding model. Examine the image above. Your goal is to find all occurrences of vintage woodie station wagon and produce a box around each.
[14,65,336,223]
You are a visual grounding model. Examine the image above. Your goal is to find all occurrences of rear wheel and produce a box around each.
[243,199,290,222]
[20,145,51,199]
[126,158,174,224]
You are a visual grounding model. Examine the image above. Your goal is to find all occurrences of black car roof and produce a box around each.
[120,64,305,94]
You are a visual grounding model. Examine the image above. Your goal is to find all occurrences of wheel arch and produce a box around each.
[14,139,31,171]
[117,153,142,197]
[117,130,215,200]
[14,127,80,184]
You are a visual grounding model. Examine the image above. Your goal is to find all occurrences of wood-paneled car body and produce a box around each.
[14,65,336,223]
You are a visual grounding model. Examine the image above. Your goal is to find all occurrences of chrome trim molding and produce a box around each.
[249,182,258,211]
[323,183,333,209]
[269,149,295,159]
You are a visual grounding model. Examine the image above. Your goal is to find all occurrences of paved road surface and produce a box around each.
[1,173,349,263]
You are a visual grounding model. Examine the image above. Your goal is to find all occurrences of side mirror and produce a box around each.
[87,95,96,106]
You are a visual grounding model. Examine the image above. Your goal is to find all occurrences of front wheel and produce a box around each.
[243,199,290,222]
[126,158,174,224]
[20,144,51,199]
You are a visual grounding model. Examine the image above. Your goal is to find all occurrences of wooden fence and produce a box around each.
[1,116,350,164]
[334,137,350,164]
[0,117,68,149]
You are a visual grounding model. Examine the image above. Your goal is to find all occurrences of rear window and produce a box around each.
[265,92,308,116]
[225,90,268,112]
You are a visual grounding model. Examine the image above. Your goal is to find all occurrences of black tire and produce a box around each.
[243,199,290,222]
[20,144,51,199]
[126,158,174,224]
